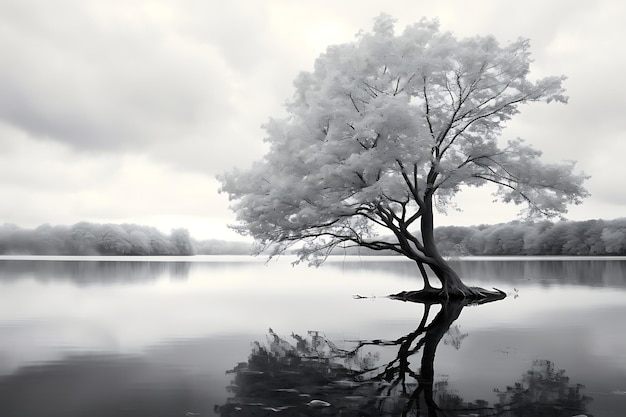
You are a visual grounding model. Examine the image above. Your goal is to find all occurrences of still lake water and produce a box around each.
[0,255,625,416]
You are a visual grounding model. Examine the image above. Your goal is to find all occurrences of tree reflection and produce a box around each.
[0,259,192,284]
[494,359,592,416]
[216,300,591,416]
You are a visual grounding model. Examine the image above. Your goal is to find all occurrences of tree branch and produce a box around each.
[396,159,425,208]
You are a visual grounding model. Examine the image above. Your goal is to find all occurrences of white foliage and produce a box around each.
[219,15,588,264]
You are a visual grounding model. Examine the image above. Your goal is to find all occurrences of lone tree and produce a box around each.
[219,15,588,299]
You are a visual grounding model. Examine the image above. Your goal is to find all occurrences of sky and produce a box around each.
[1,0,625,241]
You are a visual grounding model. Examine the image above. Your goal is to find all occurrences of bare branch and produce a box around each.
[349,93,361,113]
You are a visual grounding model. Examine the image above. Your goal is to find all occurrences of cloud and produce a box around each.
[0,0,244,168]
[1,0,625,237]
[499,3,626,182]
[0,0,350,176]
[0,129,233,232]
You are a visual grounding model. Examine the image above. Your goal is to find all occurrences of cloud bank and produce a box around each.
[1,0,625,239]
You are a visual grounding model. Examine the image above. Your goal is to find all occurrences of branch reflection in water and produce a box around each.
[216,298,592,416]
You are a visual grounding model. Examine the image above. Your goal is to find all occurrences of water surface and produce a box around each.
[0,256,625,416]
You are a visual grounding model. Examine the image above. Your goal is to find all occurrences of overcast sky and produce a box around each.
[1,0,625,240]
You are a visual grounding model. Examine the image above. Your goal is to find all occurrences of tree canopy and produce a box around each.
[220,15,588,297]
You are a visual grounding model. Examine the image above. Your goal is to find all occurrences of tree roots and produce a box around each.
[389,286,506,304]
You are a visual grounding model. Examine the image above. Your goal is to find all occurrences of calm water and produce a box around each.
[0,255,625,416]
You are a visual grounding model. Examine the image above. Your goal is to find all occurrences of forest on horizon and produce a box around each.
[0,222,251,256]
[1,218,626,257]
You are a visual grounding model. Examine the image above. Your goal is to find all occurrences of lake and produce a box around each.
[0,255,625,416]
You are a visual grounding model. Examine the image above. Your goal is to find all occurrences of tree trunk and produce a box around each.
[427,260,476,298]
[420,195,476,298]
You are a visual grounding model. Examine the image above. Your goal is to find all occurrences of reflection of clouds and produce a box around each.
[0,336,251,417]
[540,305,626,374]
[0,317,118,376]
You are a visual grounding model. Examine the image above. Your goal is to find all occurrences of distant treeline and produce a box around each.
[2,218,626,257]
[328,218,626,257]
[435,218,626,256]
[0,222,252,256]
